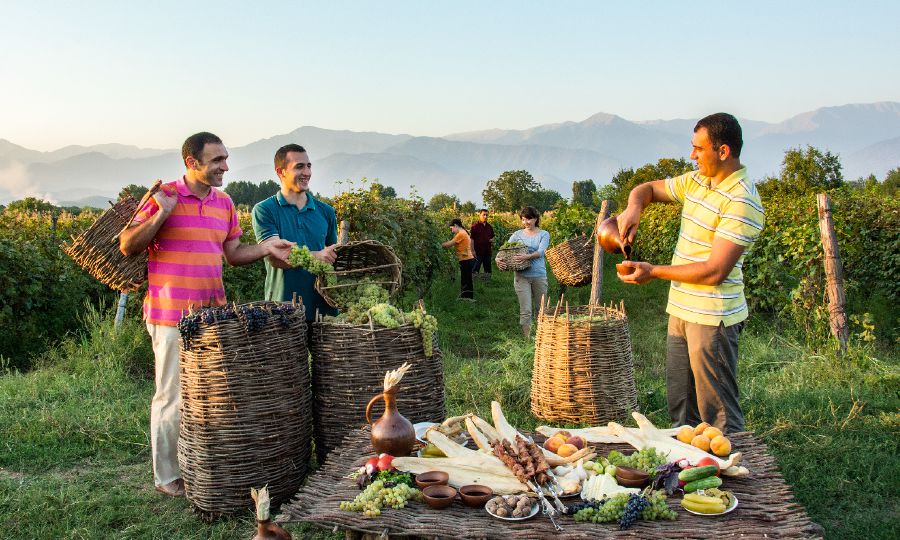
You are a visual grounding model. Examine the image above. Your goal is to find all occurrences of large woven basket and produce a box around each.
[531,302,638,424]
[495,246,530,272]
[178,301,313,518]
[310,320,444,463]
[545,235,594,287]
[63,187,157,292]
[315,240,402,309]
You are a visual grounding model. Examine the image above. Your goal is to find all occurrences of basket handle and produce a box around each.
[115,180,163,240]
[365,392,385,425]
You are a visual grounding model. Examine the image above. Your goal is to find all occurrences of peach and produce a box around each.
[702,426,723,440]
[544,436,563,453]
[710,435,732,457]
[556,443,579,458]
[690,434,711,452]
[676,426,695,444]
[565,436,585,450]
[556,430,572,439]
[693,422,711,436]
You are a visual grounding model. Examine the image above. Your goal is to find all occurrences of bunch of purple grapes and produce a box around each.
[238,305,269,332]
[619,493,650,530]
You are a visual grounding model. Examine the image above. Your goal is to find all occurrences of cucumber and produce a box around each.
[683,475,723,493]
[678,465,719,482]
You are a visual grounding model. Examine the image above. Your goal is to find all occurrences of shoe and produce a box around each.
[155,478,186,497]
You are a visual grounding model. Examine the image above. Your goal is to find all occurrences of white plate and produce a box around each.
[413,422,438,442]
[682,493,738,516]
[485,501,540,521]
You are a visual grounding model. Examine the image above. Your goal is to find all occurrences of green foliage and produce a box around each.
[532,187,564,212]
[5,197,57,213]
[482,170,540,212]
[882,167,900,196]
[609,159,694,209]
[224,179,280,207]
[331,180,454,299]
[758,146,844,196]
[571,179,597,208]
[542,201,597,246]
[370,182,397,199]
[221,212,266,303]
[118,183,149,201]
[459,200,477,214]
[629,203,682,264]
[428,192,460,211]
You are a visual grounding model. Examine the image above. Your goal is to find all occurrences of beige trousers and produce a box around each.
[146,323,182,486]
[513,274,548,326]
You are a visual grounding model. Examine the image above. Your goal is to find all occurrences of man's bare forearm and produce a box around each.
[225,243,269,266]
[119,211,169,256]
[649,261,729,286]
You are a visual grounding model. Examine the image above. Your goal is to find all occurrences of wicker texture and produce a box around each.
[315,240,402,309]
[310,321,444,463]
[495,246,530,272]
[279,426,824,539]
[531,302,638,424]
[63,195,148,292]
[546,235,594,287]
[178,302,313,518]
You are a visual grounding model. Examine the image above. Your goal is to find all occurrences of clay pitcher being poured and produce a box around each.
[366,362,416,457]
[597,215,633,259]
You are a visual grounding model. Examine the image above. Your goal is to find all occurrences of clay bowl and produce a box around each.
[459,484,494,507]
[615,263,632,276]
[415,470,449,490]
[422,485,457,509]
[615,466,650,488]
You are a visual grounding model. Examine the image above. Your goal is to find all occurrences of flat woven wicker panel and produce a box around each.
[495,246,531,271]
[63,195,148,292]
[310,322,444,463]
[315,240,403,309]
[531,304,638,424]
[279,426,823,539]
[178,302,313,518]
[546,235,594,287]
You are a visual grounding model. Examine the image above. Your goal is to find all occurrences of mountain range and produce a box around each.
[1,102,899,206]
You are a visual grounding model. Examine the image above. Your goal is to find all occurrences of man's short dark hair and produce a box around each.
[519,206,540,227]
[182,132,223,165]
[478,208,489,213]
[694,113,743,158]
[274,144,308,171]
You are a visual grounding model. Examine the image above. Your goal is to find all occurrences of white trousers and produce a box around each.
[146,323,182,487]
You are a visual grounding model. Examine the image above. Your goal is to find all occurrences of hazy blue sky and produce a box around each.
[2,0,898,150]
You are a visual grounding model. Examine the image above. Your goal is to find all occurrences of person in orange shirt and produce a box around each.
[442,218,476,300]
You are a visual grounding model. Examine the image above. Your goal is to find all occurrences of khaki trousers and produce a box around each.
[513,274,548,326]
[146,323,182,486]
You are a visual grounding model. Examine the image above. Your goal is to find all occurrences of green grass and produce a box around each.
[1,262,898,539]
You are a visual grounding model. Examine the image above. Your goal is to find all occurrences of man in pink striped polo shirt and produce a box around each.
[120,132,293,497]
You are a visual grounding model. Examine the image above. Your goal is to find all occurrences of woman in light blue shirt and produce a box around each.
[496,206,550,337]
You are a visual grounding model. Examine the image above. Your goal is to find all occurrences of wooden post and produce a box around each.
[589,200,611,305]
[816,193,849,354]
[338,220,350,245]
[114,292,128,328]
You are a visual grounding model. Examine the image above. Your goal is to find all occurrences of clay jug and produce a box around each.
[365,386,415,456]
[251,519,291,540]
[597,216,632,258]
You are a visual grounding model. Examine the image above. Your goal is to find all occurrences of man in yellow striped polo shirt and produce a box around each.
[616,113,764,434]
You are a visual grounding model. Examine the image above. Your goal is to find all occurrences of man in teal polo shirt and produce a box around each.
[252,144,338,320]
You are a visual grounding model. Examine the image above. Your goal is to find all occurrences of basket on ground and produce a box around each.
[315,240,402,309]
[310,318,444,463]
[545,235,594,287]
[495,246,531,272]
[63,191,152,292]
[531,301,638,424]
[178,301,313,518]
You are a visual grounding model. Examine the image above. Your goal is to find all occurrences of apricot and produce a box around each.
[710,435,732,457]
[690,434,711,452]
[566,436,585,450]
[556,430,573,439]
[693,422,711,436]
[702,426,723,440]
[556,443,579,458]
[676,426,695,444]
[544,436,563,453]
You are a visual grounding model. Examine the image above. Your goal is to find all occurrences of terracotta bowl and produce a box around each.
[415,470,449,490]
[459,484,493,507]
[615,263,631,276]
[615,466,650,488]
[422,485,457,509]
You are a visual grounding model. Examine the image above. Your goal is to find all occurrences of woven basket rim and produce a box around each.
[314,240,403,308]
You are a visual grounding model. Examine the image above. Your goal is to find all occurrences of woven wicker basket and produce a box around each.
[315,240,402,309]
[545,235,594,287]
[310,320,444,463]
[178,301,313,518]
[495,246,530,272]
[63,187,157,292]
[531,302,638,424]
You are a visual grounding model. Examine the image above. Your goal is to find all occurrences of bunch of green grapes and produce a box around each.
[606,448,668,476]
[574,490,675,524]
[288,245,334,275]
[406,307,438,357]
[499,240,525,249]
[339,479,422,516]
[330,279,389,312]
[368,303,404,328]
